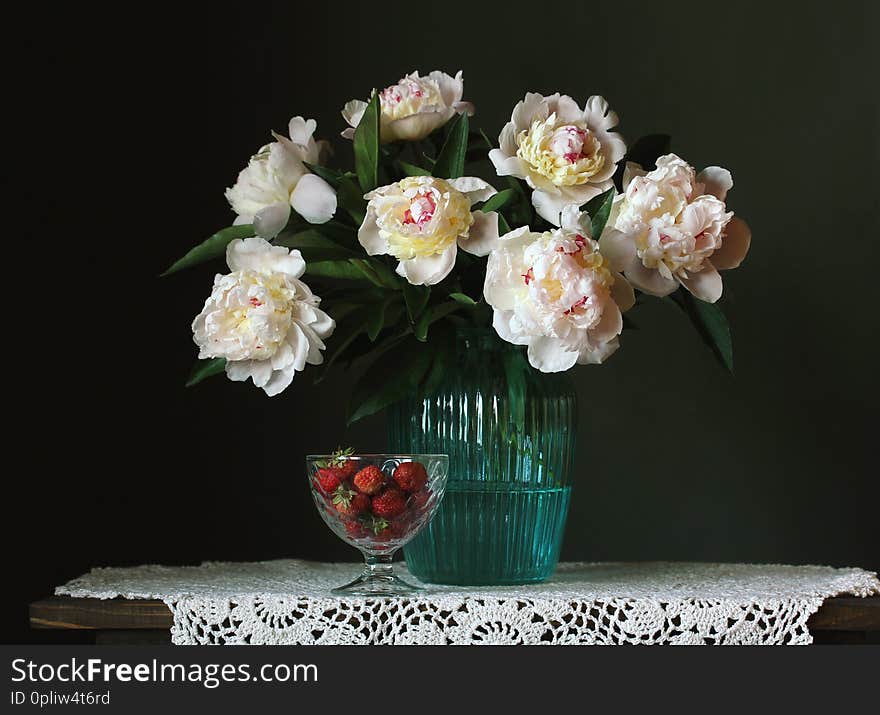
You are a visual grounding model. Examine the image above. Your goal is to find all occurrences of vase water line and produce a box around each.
[388,327,578,585]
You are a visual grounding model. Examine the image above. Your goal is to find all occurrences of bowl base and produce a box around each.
[332,567,422,597]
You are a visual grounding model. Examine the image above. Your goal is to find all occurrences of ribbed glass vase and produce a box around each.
[387,326,578,585]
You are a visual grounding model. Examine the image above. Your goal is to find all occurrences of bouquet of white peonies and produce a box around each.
[166,70,751,422]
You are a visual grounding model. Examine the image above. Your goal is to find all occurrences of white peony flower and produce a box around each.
[489,93,626,225]
[599,154,751,303]
[225,117,337,238]
[341,70,474,143]
[484,205,635,372]
[192,237,335,396]
[358,175,500,286]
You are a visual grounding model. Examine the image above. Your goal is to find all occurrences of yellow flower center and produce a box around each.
[517,114,605,187]
[375,177,474,260]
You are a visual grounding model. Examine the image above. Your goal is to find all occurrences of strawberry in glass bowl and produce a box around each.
[307,451,449,596]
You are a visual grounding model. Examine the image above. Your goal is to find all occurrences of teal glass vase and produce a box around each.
[387,326,578,585]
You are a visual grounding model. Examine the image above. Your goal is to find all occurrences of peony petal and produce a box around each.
[584,95,619,131]
[560,205,592,236]
[492,309,530,346]
[357,207,387,256]
[498,122,518,156]
[453,100,475,116]
[512,92,549,131]
[340,127,356,140]
[553,94,583,123]
[679,262,723,303]
[532,189,570,226]
[622,161,647,190]
[598,229,638,272]
[697,166,733,201]
[226,237,305,278]
[384,111,451,143]
[447,176,497,204]
[287,116,317,146]
[712,216,751,270]
[226,358,273,389]
[577,337,619,365]
[610,273,636,311]
[262,365,295,397]
[290,174,337,224]
[459,210,499,257]
[307,306,336,340]
[489,149,528,179]
[341,99,367,129]
[624,260,679,296]
[527,336,579,373]
[590,302,623,343]
[284,322,310,372]
[395,245,457,286]
[429,69,464,107]
[253,203,291,239]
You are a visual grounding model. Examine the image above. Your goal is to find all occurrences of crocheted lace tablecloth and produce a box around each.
[56,560,879,645]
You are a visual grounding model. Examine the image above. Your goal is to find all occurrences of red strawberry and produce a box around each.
[353,465,385,495]
[337,460,358,480]
[344,521,367,539]
[393,462,428,493]
[333,487,370,518]
[371,488,407,518]
[315,467,343,494]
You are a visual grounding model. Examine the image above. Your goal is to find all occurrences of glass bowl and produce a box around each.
[306,453,449,596]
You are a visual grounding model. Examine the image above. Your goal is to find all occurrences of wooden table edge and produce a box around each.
[29,595,880,633]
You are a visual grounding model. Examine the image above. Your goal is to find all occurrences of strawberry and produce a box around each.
[408,489,431,513]
[315,467,343,494]
[371,488,407,518]
[333,486,370,518]
[353,465,385,495]
[337,460,358,480]
[326,447,357,479]
[393,461,428,493]
[344,521,368,539]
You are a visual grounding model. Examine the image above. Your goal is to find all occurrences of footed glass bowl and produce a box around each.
[306,453,449,596]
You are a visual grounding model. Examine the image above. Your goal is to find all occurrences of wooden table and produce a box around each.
[30,595,880,644]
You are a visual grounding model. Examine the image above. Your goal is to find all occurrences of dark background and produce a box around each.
[4,2,877,643]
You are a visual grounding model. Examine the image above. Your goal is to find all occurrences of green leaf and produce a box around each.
[396,161,431,177]
[403,283,430,323]
[432,113,469,179]
[302,162,343,187]
[347,339,433,424]
[349,258,401,290]
[414,302,464,342]
[480,189,515,214]
[305,259,374,282]
[669,290,734,372]
[185,358,226,387]
[336,175,367,225]
[317,308,372,378]
[479,129,495,149]
[449,292,477,306]
[354,92,380,193]
[582,187,616,239]
[367,296,396,341]
[161,224,254,276]
[497,213,512,235]
[274,228,359,261]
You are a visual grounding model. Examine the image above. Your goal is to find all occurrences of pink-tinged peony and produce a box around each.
[358,175,500,286]
[484,206,634,372]
[489,93,626,225]
[599,154,751,303]
[225,117,337,238]
[341,70,474,143]
[191,238,335,396]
